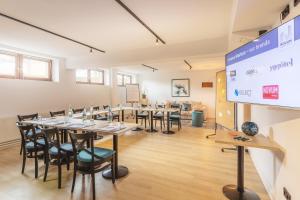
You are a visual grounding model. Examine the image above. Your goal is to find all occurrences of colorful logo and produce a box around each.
[230,70,236,81]
[234,89,251,97]
[263,85,279,99]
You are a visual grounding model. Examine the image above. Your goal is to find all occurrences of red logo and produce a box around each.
[263,85,279,99]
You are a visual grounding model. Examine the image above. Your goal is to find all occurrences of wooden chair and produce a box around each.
[17,113,42,155]
[137,105,150,128]
[103,105,120,121]
[93,106,107,121]
[169,104,182,131]
[43,128,73,188]
[16,122,46,178]
[72,108,84,114]
[50,110,65,117]
[153,105,165,131]
[69,132,116,200]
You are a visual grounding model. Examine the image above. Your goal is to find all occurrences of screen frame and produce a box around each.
[225,15,300,110]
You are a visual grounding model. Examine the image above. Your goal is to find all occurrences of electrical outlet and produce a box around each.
[283,187,291,200]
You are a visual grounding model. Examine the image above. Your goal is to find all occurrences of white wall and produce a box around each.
[0,59,111,143]
[139,69,218,118]
[234,2,300,200]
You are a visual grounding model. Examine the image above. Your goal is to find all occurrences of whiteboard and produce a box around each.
[126,84,140,103]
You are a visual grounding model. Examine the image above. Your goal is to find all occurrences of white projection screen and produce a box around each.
[226,15,300,108]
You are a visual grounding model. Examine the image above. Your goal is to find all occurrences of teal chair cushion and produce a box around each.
[25,138,45,149]
[170,115,180,119]
[49,143,73,155]
[25,127,42,137]
[77,147,114,163]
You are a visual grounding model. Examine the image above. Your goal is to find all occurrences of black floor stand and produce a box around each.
[132,110,144,131]
[162,111,175,134]
[222,146,260,200]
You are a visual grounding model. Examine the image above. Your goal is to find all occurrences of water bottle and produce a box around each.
[68,105,73,118]
[82,107,87,121]
[107,106,113,123]
[90,106,94,122]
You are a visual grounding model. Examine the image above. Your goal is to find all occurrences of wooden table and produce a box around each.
[215,130,282,200]
[22,117,137,179]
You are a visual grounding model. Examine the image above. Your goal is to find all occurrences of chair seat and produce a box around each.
[95,115,107,120]
[137,112,148,117]
[154,112,163,118]
[25,138,45,150]
[49,143,73,155]
[170,115,181,119]
[77,147,114,163]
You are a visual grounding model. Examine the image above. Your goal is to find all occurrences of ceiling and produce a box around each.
[0,0,291,73]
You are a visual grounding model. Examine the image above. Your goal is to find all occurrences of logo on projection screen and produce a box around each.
[278,20,294,48]
[234,89,252,97]
[263,85,279,99]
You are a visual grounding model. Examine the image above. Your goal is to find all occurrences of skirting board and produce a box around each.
[0,138,20,150]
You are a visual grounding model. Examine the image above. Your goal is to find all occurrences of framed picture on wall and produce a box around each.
[171,79,190,97]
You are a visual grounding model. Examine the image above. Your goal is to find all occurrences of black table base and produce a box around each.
[132,127,144,131]
[223,185,260,200]
[162,130,175,134]
[146,128,158,133]
[102,165,129,179]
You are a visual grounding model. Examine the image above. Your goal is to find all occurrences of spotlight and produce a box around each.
[90,48,93,53]
[156,38,159,46]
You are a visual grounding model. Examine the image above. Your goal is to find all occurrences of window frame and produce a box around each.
[21,55,52,81]
[0,50,19,79]
[117,73,132,87]
[76,69,105,85]
[0,50,52,81]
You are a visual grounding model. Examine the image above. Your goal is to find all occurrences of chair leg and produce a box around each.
[144,118,146,129]
[91,172,96,200]
[71,165,77,193]
[19,142,23,155]
[21,149,26,174]
[66,155,70,171]
[43,155,49,182]
[34,150,38,179]
[160,119,162,131]
[155,119,157,128]
[58,158,62,189]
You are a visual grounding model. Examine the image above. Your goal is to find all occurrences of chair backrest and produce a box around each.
[16,122,38,148]
[93,106,100,111]
[17,113,38,122]
[43,128,61,156]
[69,132,97,165]
[103,105,109,110]
[50,110,65,117]
[72,108,84,114]
[171,104,181,115]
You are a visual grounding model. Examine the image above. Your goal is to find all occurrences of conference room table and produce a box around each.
[74,106,180,134]
[22,117,137,179]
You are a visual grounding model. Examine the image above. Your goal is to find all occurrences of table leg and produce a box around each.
[146,111,158,133]
[132,110,143,131]
[121,110,124,122]
[102,134,128,179]
[163,111,175,134]
[222,146,260,200]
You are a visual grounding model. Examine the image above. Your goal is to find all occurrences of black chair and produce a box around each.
[103,105,120,121]
[43,128,73,188]
[169,104,182,131]
[153,105,165,131]
[17,113,42,155]
[16,122,46,178]
[69,132,116,200]
[72,108,84,114]
[50,110,65,117]
[93,106,107,121]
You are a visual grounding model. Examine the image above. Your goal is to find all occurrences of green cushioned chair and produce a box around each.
[69,132,116,200]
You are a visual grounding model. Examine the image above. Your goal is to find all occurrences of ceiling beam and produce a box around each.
[115,0,166,44]
[184,60,193,70]
[142,64,158,72]
[0,12,106,53]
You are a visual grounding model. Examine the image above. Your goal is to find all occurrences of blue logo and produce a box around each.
[234,89,239,96]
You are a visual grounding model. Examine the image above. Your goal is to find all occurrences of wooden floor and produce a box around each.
[0,127,270,200]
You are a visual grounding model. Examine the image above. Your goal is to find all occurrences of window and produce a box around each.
[0,52,17,78]
[117,73,132,86]
[76,69,104,85]
[0,50,52,81]
[22,57,52,81]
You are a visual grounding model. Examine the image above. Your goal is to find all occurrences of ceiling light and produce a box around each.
[156,38,159,46]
